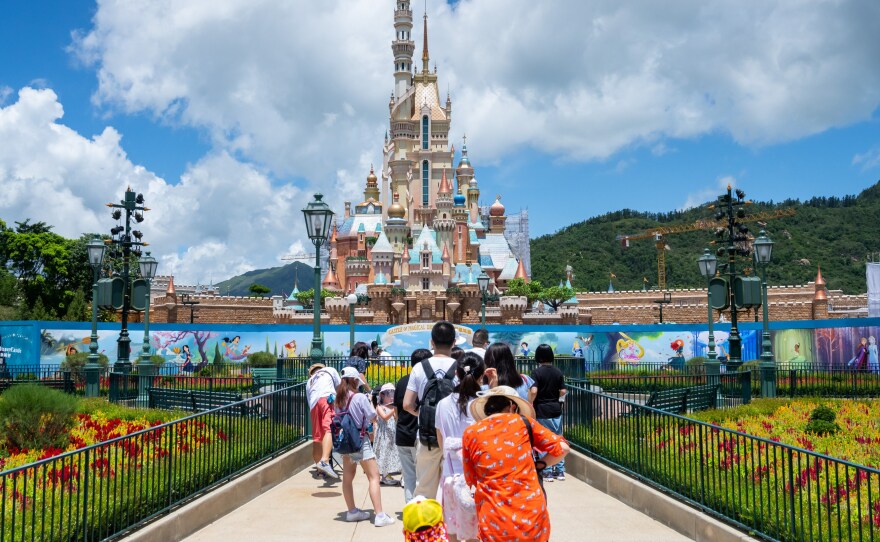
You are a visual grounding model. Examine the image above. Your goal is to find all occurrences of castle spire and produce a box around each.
[422,12,430,72]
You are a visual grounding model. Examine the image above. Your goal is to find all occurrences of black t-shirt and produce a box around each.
[530,364,565,419]
[393,374,418,447]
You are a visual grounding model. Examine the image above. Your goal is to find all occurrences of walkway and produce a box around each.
[183,465,692,542]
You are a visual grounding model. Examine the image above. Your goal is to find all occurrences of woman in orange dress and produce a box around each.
[462,386,570,542]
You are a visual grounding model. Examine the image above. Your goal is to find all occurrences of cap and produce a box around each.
[403,496,443,533]
[341,367,360,380]
[380,383,395,394]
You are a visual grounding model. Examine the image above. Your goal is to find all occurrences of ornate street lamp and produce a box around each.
[137,252,158,398]
[347,293,358,352]
[754,230,776,397]
[85,237,106,398]
[698,248,719,387]
[302,194,334,362]
[477,271,490,329]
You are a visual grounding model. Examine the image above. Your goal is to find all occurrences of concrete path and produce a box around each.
[183,466,692,542]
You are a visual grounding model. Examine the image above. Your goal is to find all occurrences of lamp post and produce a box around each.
[712,185,750,368]
[181,294,200,323]
[698,248,719,387]
[477,271,490,329]
[85,237,106,398]
[754,230,776,397]
[137,253,158,398]
[106,187,150,373]
[347,293,358,351]
[302,194,334,362]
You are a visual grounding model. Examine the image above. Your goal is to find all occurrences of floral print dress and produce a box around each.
[374,404,402,476]
[462,413,567,542]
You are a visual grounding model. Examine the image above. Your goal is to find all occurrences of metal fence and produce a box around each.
[107,372,299,409]
[573,371,751,410]
[771,367,880,398]
[0,383,308,541]
[564,383,880,541]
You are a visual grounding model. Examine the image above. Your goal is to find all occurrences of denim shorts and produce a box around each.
[347,437,376,463]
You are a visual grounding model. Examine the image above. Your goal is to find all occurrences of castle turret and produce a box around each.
[433,169,455,256]
[364,165,380,202]
[455,135,474,196]
[392,0,415,98]
[489,195,507,233]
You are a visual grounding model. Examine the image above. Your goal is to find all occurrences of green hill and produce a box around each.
[215,261,315,297]
[530,181,880,295]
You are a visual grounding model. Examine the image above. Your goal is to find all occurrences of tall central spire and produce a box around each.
[422,12,430,73]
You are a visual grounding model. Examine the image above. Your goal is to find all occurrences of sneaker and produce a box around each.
[555,472,566,481]
[542,471,555,482]
[374,512,395,527]
[345,509,370,522]
[316,460,339,479]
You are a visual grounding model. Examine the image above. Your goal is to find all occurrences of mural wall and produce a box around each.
[0,318,876,371]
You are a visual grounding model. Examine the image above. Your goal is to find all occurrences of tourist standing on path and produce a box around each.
[305,363,340,479]
[404,321,459,500]
[373,383,402,486]
[345,342,372,392]
[333,367,394,527]
[463,387,570,542]
[395,348,433,503]
[530,344,567,481]
[435,352,484,542]
[468,329,488,359]
[484,343,536,402]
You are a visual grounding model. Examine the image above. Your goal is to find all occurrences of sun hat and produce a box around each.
[307,363,325,376]
[340,366,360,380]
[403,496,444,533]
[380,383,395,394]
[470,385,535,421]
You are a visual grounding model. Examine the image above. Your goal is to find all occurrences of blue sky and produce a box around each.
[0,0,878,284]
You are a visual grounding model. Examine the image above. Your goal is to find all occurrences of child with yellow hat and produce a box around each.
[403,497,449,542]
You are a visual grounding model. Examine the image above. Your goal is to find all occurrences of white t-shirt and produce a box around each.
[406,355,457,401]
[467,346,486,358]
[434,393,476,440]
[306,367,341,410]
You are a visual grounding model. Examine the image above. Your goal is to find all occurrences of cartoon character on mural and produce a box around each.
[571,340,583,358]
[788,343,806,366]
[284,340,297,358]
[847,337,870,370]
[667,339,686,370]
[222,335,251,362]
[615,332,645,366]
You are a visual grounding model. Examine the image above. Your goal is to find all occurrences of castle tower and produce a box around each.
[433,168,455,256]
[364,165,380,202]
[392,0,415,98]
[452,184,469,264]
[371,231,394,284]
[489,195,507,233]
[455,135,474,195]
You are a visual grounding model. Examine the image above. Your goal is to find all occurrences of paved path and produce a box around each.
[184,466,692,542]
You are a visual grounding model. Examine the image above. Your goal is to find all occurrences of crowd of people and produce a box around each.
[305,321,571,541]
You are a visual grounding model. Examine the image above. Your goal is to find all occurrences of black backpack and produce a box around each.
[417,359,456,449]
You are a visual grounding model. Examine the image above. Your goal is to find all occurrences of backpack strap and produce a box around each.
[422,359,435,382]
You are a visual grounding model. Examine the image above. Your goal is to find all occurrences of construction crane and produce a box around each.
[617,208,796,290]
[281,251,318,267]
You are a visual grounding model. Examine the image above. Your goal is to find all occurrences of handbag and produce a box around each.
[442,440,477,539]
[520,415,548,499]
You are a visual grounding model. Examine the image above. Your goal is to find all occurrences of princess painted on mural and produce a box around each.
[223,336,251,362]
[847,337,869,371]
[867,336,878,374]
[616,332,645,366]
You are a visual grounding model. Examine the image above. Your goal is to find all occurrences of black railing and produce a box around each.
[574,371,751,410]
[0,383,307,541]
[564,383,880,541]
[107,372,298,409]
[771,367,880,398]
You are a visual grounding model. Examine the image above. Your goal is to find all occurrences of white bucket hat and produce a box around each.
[469,385,535,421]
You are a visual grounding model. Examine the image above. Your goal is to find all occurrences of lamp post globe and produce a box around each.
[754,230,776,397]
[302,194,335,362]
[85,237,106,398]
[477,271,490,329]
[347,293,358,351]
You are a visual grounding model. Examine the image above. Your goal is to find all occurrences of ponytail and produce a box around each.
[455,352,486,417]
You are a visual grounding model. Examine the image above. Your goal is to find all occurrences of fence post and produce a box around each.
[740,371,751,404]
[789,370,796,397]
[276,356,284,380]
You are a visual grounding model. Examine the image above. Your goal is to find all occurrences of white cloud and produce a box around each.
[680,175,738,210]
[0,87,312,285]
[71,0,880,180]
[853,146,880,171]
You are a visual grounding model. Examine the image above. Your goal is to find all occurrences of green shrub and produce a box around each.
[134,354,167,367]
[737,360,761,372]
[804,404,839,435]
[198,366,213,377]
[15,373,37,381]
[247,351,277,368]
[685,356,707,366]
[61,351,110,377]
[0,384,78,450]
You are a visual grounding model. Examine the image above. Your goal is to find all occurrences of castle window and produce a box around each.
[422,160,429,206]
[422,115,429,150]
[422,278,430,290]
[422,253,429,269]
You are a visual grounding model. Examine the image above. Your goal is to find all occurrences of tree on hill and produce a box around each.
[539,285,576,312]
[248,283,271,297]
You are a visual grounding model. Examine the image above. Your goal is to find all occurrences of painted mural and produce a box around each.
[11,318,880,371]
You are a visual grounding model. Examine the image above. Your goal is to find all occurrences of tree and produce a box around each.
[538,285,576,312]
[295,288,336,308]
[63,290,90,322]
[248,283,271,297]
[506,279,544,304]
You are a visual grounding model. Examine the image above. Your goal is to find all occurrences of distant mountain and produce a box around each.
[530,181,880,295]
[215,262,315,297]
